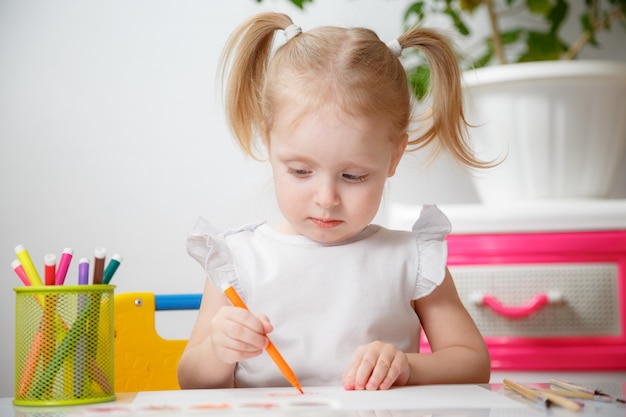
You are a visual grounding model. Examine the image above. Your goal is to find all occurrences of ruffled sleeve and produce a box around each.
[412,205,451,299]
[186,217,242,293]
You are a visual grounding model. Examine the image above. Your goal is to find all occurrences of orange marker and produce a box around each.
[18,330,43,397]
[222,284,303,394]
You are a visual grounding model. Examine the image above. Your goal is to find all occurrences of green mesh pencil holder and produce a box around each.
[14,285,115,406]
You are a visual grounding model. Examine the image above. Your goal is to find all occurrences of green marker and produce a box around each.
[102,254,122,284]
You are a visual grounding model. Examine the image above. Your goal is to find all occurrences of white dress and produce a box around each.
[187,205,450,387]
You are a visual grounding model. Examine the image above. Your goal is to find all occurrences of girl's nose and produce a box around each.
[314,180,340,209]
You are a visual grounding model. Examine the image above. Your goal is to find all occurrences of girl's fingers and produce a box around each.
[343,342,409,391]
[342,350,364,390]
[364,355,394,390]
[343,344,379,390]
[377,354,406,390]
[354,351,380,390]
[252,312,274,334]
[211,306,270,362]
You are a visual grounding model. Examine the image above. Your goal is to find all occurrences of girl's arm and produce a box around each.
[177,278,272,389]
[342,268,490,390]
[408,268,491,385]
[177,278,235,389]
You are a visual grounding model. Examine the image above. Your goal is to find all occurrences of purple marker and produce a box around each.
[78,258,89,285]
[75,257,89,397]
[55,248,73,286]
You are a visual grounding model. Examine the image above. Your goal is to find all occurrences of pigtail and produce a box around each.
[219,13,294,159]
[397,28,492,169]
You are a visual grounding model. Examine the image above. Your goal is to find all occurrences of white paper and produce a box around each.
[130,385,524,411]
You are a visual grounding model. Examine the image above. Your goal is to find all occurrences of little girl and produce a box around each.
[178,12,491,391]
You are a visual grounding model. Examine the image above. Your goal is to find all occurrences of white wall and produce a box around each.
[0,0,624,398]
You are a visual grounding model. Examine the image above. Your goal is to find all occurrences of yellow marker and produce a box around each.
[15,245,43,286]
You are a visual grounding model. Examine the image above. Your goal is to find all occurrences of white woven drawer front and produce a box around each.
[450,263,621,337]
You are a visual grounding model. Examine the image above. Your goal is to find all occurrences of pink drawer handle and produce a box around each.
[472,291,563,319]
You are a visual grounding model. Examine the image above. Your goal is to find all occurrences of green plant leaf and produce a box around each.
[547,0,568,34]
[291,0,314,9]
[518,31,564,61]
[580,13,600,46]
[460,0,482,12]
[444,5,471,36]
[500,29,523,44]
[407,65,431,100]
[470,49,494,69]
[404,1,426,25]
[526,0,551,15]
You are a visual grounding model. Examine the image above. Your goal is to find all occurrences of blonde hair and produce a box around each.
[220,12,488,168]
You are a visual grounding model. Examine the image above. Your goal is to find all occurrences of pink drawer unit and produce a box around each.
[441,230,626,370]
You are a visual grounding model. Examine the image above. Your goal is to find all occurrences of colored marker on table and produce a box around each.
[11,259,30,286]
[222,283,304,394]
[44,254,56,286]
[55,248,73,286]
[93,247,106,285]
[102,254,122,284]
[14,245,42,286]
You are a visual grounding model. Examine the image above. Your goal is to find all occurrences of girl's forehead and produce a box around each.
[270,71,359,117]
[273,102,371,134]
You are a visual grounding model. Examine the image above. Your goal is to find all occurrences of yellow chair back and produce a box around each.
[113,292,200,392]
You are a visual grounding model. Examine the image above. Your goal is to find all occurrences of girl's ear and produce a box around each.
[387,133,408,177]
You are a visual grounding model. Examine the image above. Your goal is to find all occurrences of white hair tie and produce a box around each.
[386,39,403,57]
[284,24,302,42]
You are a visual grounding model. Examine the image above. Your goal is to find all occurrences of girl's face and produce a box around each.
[267,106,406,244]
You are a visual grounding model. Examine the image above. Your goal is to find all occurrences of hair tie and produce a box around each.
[386,39,403,57]
[284,23,302,42]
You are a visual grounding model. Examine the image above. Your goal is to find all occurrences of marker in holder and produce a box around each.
[14,285,115,406]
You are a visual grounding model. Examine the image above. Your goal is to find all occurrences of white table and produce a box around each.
[1,383,625,416]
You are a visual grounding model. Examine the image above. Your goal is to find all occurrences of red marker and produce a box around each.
[44,254,56,286]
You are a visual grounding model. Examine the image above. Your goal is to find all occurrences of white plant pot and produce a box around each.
[462,60,626,203]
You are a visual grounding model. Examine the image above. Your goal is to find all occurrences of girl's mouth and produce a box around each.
[310,218,343,229]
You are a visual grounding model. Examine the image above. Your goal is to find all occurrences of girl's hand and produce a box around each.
[342,341,410,390]
[209,305,273,364]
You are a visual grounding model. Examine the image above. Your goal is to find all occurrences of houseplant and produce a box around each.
[403,0,626,202]
[403,1,625,76]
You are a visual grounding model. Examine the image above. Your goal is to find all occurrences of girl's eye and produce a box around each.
[343,173,367,183]
[288,167,311,177]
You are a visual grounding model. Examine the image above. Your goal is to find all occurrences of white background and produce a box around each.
[1,0,624,397]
